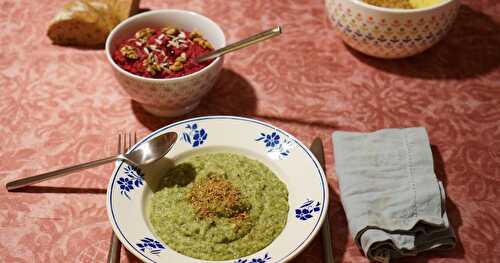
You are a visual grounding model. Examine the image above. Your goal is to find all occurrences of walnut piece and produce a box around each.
[169,61,184,71]
[120,45,138,59]
[161,26,179,36]
[135,27,154,41]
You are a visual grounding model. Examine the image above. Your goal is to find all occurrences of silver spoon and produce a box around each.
[194,26,282,63]
[6,132,178,191]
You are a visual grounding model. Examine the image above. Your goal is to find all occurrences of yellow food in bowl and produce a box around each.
[411,0,444,8]
[364,0,444,9]
[325,0,460,58]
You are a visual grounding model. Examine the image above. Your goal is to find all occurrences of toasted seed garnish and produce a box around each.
[143,53,162,75]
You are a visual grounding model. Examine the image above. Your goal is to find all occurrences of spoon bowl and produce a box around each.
[126,132,178,165]
[6,132,178,191]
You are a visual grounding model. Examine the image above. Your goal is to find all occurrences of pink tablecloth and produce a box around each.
[1,0,499,262]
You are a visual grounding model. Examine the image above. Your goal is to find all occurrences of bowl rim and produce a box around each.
[105,9,226,82]
[342,0,457,14]
[106,115,329,263]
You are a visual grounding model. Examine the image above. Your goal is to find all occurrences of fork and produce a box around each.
[107,132,137,263]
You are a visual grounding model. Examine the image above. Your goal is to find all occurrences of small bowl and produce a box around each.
[105,9,226,117]
[106,116,329,263]
[325,0,460,59]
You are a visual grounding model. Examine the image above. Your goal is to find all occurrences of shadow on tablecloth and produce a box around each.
[346,5,500,80]
[392,145,465,263]
[329,183,350,263]
[125,249,141,263]
[132,69,257,131]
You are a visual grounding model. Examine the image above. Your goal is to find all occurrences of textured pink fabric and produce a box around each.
[1,0,499,262]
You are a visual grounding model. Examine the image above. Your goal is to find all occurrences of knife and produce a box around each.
[310,137,335,263]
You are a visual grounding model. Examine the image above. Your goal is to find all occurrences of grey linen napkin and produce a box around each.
[332,127,456,262]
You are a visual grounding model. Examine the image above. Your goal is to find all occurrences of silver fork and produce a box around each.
[107,132,137,263]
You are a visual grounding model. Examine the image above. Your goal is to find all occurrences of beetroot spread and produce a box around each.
[112,27,214,78]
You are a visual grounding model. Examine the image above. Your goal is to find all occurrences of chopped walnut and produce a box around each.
[189,31,202,40]
[202,40,213,49]
[175,52,188,63]
[135,28,155,41]
[161,26,179,36]
[192,37,204,46]
[120,45,139,59]
[192,37,213,49]
[169,61,184,72]
[114,27,214,79]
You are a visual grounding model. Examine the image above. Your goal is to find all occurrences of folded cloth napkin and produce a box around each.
[332,127,456,262]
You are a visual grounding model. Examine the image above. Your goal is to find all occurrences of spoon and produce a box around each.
[6,132,178,191]
[194,26,282,63]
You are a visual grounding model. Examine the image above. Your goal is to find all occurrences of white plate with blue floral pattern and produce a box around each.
[106,116,329,263]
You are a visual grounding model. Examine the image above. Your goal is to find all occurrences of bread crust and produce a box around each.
[47,0,139,47]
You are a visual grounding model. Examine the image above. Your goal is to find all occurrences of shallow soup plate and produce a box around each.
[106,116,329,262]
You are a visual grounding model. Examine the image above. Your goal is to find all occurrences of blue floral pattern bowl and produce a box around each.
[106,116,329,263]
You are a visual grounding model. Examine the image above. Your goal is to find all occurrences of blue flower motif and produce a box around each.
[295,199,321,221]
[181,123,208,148]
[124,165,144,188]
[117,164,144,199]
[117,177,133,192]
[256,131,293,160]
[264,132,280,147]
[295,208,314,221]
[136,237,165,255]
[235,253,271,263]
[192,128,207,147]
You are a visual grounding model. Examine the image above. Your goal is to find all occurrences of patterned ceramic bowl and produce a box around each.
[325,0,460,59]
[105,10,225,117]
[106,116,329,263]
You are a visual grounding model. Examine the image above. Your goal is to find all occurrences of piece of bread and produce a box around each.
[47,0,139,47]
[111,0,140,22]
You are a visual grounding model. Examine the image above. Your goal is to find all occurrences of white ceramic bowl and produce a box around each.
[106,116,329,263]
[105,10,226,117]
[325,0,460,59]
